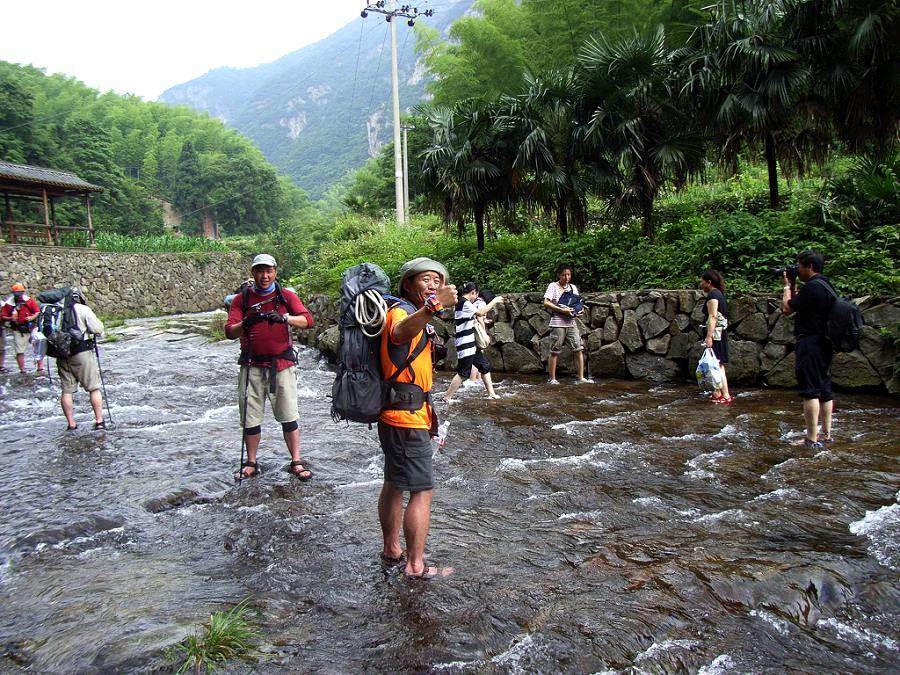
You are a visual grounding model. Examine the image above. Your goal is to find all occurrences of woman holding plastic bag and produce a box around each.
[700,270,733,404]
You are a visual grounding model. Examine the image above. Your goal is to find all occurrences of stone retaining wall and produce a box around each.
[297,290,900,394]
[1,244,247,317]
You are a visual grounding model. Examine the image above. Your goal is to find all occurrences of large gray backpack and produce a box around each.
[331,263,393,423]
[331,263,430,424]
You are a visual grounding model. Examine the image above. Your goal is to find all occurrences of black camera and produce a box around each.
[772,264,799,282]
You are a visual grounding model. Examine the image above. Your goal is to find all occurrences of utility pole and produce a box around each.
[361,2,434,225]
[401,123,414,219]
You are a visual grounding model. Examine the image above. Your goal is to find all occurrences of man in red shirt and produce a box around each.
[225,254,315,480]
[1,283,45,374]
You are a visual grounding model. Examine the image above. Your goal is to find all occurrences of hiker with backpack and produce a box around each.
[224,254,315,481]
[0,295,7,373]
[1,283,45,375]
[44,288,107,430]
[781,250,846,448]
[376,257,457,578]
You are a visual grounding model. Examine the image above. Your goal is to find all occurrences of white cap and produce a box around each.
[251,253,277,268]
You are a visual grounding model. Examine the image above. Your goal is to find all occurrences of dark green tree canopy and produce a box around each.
[0,60,313,237]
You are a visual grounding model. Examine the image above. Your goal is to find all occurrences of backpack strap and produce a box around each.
[387,333,430,384]
[238,282,297,391]
[810,275,838,299]
[382,299,433,412]
[384,297,431,384]
[808,276,840,318]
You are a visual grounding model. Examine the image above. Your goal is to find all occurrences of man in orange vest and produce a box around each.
[378,257,457,578]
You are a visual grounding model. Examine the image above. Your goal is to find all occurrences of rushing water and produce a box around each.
[0,313,897,674]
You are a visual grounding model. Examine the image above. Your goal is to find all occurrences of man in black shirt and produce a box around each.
[781,250,833,448]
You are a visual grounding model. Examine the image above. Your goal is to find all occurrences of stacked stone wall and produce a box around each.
[1,244,247,317]
[299,290,900,394]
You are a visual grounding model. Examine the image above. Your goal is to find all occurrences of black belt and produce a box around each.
[239,348,297,392]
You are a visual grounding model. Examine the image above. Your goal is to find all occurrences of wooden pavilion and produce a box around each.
[0,161,103,246]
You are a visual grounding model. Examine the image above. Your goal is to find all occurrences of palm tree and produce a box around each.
[786,0,898,156]
[419,100,510,250]
[497,69,596,241]
[580,27,704,238]
[681,0,814,209]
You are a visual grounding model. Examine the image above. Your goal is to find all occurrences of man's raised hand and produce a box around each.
[435,283,457,309]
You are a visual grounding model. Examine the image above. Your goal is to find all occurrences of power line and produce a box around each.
[364,23,391,119]
[397,20,412,71]
[0,109,70,134]
[345,18,367,138]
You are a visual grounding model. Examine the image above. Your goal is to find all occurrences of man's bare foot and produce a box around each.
[405,564,453,579]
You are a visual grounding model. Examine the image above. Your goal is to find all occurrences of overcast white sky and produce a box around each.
[1,0,371,101]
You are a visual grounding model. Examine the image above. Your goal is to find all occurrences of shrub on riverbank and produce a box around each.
[289,178,898,298]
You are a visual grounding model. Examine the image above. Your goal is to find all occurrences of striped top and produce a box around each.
[544,282,579,328]
[454,298,477,359]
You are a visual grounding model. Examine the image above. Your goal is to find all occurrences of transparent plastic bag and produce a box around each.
[695,347,723,390]
[31,328,48,360]
[432,420,450,453]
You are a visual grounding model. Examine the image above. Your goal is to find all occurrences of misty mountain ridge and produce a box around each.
[160,1,475,199]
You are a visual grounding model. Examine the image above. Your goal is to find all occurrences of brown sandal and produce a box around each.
[288,460,312,481]
[235,461,260,480]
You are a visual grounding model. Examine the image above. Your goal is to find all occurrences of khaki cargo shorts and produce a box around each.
[13,330,32,355]
[238,365,299,428]
[550,325,583,354]
[57,350,102,394]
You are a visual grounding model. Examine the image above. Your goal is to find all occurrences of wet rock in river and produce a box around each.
[591,341,627,377]
[625,352,681,382]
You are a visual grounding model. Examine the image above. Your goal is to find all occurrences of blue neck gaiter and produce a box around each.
[254,283,276,295]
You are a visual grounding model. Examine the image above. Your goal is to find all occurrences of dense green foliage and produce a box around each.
[416,0,699,106]
[94,233,232,253]
[346,0,897,249]
[0,61,317,236]
[294,163,898,298]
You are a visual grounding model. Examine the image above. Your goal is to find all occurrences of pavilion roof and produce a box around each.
[0,161,103,193]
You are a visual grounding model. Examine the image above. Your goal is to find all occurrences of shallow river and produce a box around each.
[0,314,898,674]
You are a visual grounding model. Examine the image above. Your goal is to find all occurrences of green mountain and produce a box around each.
[159,1,475,199]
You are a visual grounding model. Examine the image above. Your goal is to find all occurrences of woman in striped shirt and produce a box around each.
[444,282,505,401]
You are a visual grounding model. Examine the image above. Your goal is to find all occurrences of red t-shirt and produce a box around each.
[1,296,40,327]
[226,287,314,371]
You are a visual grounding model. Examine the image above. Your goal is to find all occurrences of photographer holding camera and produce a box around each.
[225,254,315,480]
[780,250,834,449]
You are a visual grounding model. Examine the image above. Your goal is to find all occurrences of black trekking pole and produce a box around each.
[94,341,113,424]
[236,365,251,485]
[236,313,256,485]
